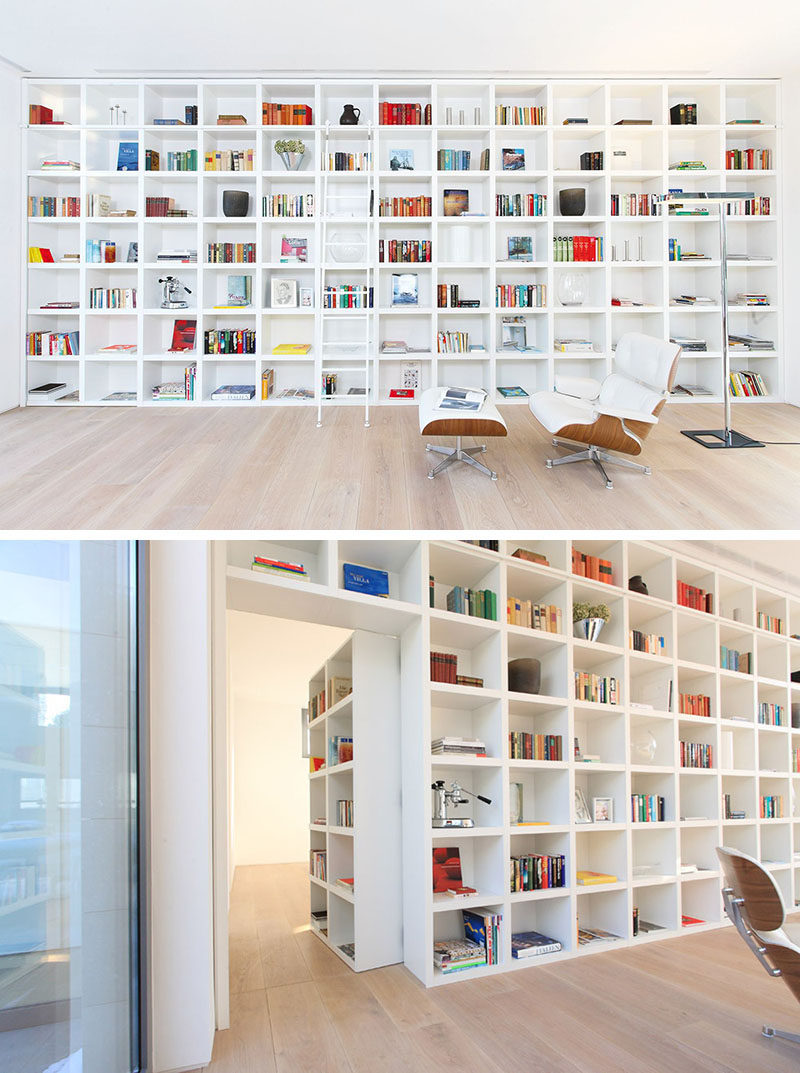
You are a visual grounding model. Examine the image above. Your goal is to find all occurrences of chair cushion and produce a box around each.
[419,387,507,435]
[614,333,681,392]
[598,372,664,415]
[529,390,595,435]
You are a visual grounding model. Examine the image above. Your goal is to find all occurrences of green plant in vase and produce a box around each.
[573,601,610,641]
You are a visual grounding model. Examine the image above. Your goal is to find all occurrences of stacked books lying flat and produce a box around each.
[670,336,707,352]
[251,554,308,580]
[210,385,255,400]
[431,736,487,757]
[576,870,617,885]
[511,930,563,958]
[728,333,774,351]
[734,293,769,306]
[671,295,714,306]
[433,938,486,974]
[554,339,594,352]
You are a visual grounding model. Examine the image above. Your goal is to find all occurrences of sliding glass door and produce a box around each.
[0,542,140,1073]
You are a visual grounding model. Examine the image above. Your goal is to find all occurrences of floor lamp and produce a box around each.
[662,190,764,449]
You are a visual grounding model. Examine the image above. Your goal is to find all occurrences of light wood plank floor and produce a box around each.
[1,402,799,530]
[195,862,800,1073]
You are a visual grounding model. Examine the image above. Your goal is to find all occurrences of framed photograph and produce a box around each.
[392,272,418,305]
[594,797,613,823]
[507,235,533,261]
[574,787,592,824]
[299,286,314,308]
[502,147,525,171]
[280,235,308,262]
[389,148,414,171]
[271,277,297,308]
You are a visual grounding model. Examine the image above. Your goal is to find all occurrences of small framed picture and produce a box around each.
[593,797,613,823]
[507,235,533,261]
[299,286,313,308]
[271,277,297,308]
[389,148,414,171]
[502,147,525,171]
[574,787,592,824]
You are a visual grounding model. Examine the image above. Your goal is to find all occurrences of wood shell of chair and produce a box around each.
[718,847,785,931]
[762,943,800,1005]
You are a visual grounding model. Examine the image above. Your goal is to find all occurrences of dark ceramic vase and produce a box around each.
[628,575,649,595]
[339,104,361,125]
[222,190,249,217]
[559,187,586,216]
[508,658,541,695]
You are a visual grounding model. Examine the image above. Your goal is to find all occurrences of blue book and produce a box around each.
[117,141,139,171]
[343,563,389,598]
[511,930,562,958]
[461,910,487,951]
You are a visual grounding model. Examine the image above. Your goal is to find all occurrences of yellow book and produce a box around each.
[28,247,42,262]
[273,342,311,354]
[576,870,618,885]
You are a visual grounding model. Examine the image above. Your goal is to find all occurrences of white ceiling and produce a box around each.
[659,540,800,596]
[4,0,800,78]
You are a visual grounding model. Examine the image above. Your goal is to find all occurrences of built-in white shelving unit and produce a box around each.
[23,77,781,408]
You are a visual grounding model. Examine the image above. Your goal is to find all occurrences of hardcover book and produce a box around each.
[169,319,197,352]
[507,235,533,261]
[342,563,390,598]
[117,142,139,171]
[502,148,525,171]
[432,847,465,893]
[511,931,562,958]
[443,189,469,216]
[391,272,419,305]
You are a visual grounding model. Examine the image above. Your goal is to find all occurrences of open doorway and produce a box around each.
[225,611,351,999]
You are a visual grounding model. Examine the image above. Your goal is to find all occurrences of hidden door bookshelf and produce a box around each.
[23,77,782,409]
[224,537,800,988]
[306,629,402,971]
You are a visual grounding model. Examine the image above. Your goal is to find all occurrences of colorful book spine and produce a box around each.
[322,151,372,172]
[379,101,431,125]
[436,330,471,353]
[679,692,711,717]
[573,672,619,705]
[509,854,566,891]
[495,284,546,308]
[571,549,614,583]
[262,193,314,217]
[89,288,138,309]
[262,102,313,125]
[378,196,432,217]
[26,330,79,356]
[495,192,547,217]
[628,629,666,655]
[508,732,563,761]
[28,196,80,217]
[676,581,713,613]
[379,239,432,263]
[553,236,603,262]
[322,285,374,309]
[206,242,257,263]
[495,105,546,125]
[630,794,665,822]
[203,328,257,354]
[680,741,713,768]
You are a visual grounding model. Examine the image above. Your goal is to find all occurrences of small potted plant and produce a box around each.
[573,601,610,642]
[275,138,306,171]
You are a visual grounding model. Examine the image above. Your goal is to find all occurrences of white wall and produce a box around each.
[228,611,349,866]
[148,542,215,1073]
[0,63,21,413]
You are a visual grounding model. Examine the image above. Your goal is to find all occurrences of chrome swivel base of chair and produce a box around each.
[426,436,497,480]
[763,1025,800,1045]
[545,438,652,490]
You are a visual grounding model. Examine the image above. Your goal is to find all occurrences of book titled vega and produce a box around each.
[343,562,389,598]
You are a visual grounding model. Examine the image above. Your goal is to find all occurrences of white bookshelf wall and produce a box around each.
[224,538,800,987]
[23,77,781,408]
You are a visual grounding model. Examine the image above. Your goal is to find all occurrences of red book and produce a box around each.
[40,248,54,263]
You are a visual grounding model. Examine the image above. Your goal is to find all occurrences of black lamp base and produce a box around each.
[680,428,765,449]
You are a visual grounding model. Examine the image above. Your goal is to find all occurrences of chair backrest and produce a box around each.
[613,333,682,394]
[717,845,786,932]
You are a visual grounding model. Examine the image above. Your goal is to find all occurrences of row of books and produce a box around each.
[729,371,768,398]
[677,580,713,614]
[506,598,561,633]
[262,102,313,125]
[631,793,665,823]
[572,549,614,584]
[204,329,257,354]
[720,645,752,673]
[510,853,566,892]
[378,195,432,217]
[85,239,131,263]
[29,104,61,125]
[758,702,785,727]
[207,242,257,263]
[322,285,373,309]
[437,283,479,309]
[152,364,196,400]
[437,330,474,353]
[88,287,137,309]
[429,651,483,688]
[28,196,80,217]
[670,102,698,125]
[145,197,185,217]
[495,106,546,125]
[679,691,711,717]
[508,731,563,761]
[328,735,353,767]
[680,741,713,769]
[554,235,604,262]
[445,586,497,620]
[263,193,314,217]
[610,193,659,217]
[146,149,198,171]
[725,196,771,215]
[379,239,431,263]
[574,672,619,705]
[322,152,372,172]
[761,795,784,819]
[496,192,547,217]
[28,247,57,262]
[204,149,254,171]
[495,283,547,309]
[436,149,489,171]
[756,611,784,635]
[726,148,772,170]
[668,241,708,262]
[309,850,327,881]
[629,629,666,655]
[308,686,326,722]
[379,101,431,125]
[580,151,604,171]
[336,799,353,827]
[26,330,79,355]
